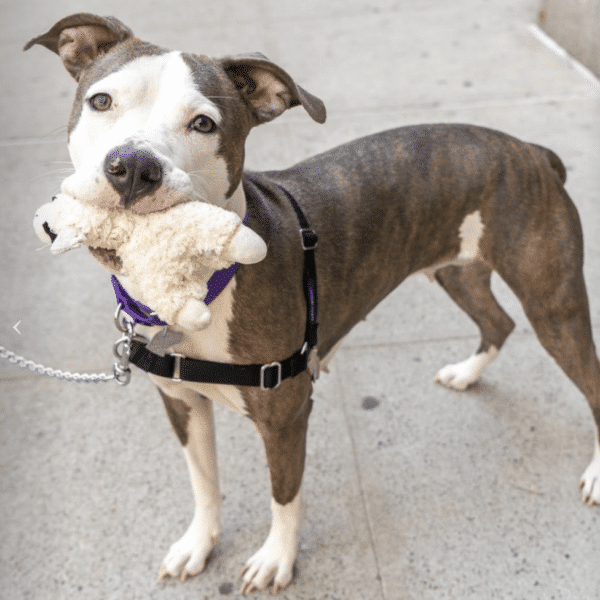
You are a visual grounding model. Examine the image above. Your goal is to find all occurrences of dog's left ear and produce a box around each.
[24,13,133,81]
[222,53,326,125]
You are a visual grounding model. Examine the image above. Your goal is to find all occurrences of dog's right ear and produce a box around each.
[24,14,133,81]
[222,53,326,125]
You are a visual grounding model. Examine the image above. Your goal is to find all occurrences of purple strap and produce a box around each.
[204,261,240,304]
[112,215,248,326]
[112,275,167,326]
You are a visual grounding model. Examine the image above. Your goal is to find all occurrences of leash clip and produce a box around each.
[112,303,148,386]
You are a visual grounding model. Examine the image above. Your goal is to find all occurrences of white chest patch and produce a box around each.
[134,276,249,416]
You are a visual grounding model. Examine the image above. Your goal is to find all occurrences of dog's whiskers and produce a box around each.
[188,168,223,177]
[28,167,75,183]
[188,172,212,190]
[191,190,209,203]
[36,125,68,141]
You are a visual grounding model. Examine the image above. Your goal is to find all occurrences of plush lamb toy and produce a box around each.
[33,194,267,330]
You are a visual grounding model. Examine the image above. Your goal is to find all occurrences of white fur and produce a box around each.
[143,273,250,416]
[63,52,232,214]
[419,211,485,281]
[158,395,221,581]
[434,345,498,390]
[457,210,484,261]
[580,426,600,506]
[241,487,303,594]
[150,277,249,579]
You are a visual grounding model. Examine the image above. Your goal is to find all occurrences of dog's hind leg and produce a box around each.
[510,274,600,505]
[156,388,221,580]
[434,262,515,390]
[495,189,600,505]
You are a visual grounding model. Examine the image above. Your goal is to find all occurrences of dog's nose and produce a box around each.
[104,144,163,208]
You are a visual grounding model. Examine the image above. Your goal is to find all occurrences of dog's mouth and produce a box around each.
[88,246,124,275]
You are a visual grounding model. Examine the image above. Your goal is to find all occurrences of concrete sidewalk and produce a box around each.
[1,1,599,599]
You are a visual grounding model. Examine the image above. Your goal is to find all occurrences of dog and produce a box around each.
[26,13,600,594]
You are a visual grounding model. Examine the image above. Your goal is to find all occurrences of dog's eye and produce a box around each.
[190,115,216,134]
[89,93,113,111]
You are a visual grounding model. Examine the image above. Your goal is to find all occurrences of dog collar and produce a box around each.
[125,181,319,389]
[111,216,248,326]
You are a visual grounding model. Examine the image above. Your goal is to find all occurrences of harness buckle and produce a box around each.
[300,228,318,250]
[171,353,185,382]
[260,362,282,390]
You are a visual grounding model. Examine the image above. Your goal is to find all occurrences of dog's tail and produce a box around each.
[532,143,568,184]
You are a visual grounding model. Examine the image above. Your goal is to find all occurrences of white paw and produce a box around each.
[434,346,498,391]
[158,514,219,582]
[579,444,600,506]
[240,534,296,595]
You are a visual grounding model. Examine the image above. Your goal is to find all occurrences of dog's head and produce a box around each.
[25,14,326,214]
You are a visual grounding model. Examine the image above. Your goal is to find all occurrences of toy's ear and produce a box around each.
[33,196,86,254]
[49,228,86,254]
[222,225,268,265]
[24,13,133,81]
[222,53,326,125]
[33,201,57,246]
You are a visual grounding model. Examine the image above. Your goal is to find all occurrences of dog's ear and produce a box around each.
[24,14,133,81]
[222,53,326,125]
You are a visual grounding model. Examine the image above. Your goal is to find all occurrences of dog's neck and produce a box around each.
[223,183,247,220]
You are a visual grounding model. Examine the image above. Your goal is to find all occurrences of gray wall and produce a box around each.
[540,0,600,76]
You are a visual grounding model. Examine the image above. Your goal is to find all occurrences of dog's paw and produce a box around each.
[434,347,498,391]
[158,515,218,582]
[579,451,600,506]
[239,535,295,595]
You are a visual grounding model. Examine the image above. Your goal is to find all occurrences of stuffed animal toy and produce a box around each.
[33,194,267,330]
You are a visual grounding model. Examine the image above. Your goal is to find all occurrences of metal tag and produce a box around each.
[146,326,183,357]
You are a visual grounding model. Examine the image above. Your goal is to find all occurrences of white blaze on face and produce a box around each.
[62,52,231,212]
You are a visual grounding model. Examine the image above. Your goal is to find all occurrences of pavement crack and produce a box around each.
[334,367,388,600]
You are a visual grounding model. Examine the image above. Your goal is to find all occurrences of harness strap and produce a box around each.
[280,185,319,350]
[129,339,309,389]
[127,182,318,389]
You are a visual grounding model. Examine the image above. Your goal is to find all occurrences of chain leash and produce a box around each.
[0,304,145,386]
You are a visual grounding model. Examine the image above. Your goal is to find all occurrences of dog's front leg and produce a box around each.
[156,387,221,581]
[240,388,313,595]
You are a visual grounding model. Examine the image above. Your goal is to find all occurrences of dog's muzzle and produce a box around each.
[104,144,163,208]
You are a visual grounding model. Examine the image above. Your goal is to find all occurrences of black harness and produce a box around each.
[126,183,318,390]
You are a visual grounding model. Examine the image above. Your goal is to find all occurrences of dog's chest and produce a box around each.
[122,274,249,415]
